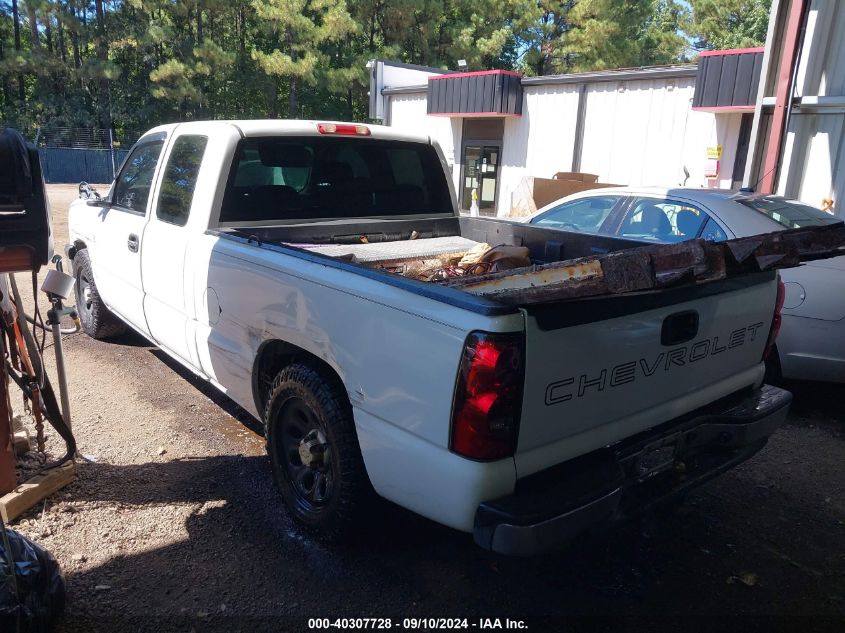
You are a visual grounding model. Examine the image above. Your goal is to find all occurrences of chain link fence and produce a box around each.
[35,126,140,184]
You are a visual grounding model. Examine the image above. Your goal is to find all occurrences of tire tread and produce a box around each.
[74,249,127,339]
[263,362,370,540]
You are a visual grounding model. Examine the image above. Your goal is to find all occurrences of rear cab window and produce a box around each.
[738,196,841,229]
[530,195,622,233]
[616,197,713,242]
[219,137,453,224]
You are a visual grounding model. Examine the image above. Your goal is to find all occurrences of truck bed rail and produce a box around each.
[446,223,845,305]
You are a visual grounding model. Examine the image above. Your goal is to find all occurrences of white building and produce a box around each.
[370,52,762,217]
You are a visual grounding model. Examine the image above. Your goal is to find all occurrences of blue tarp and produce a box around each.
[38,148,130,184]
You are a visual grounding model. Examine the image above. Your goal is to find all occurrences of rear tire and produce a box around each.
[264,363,370,540]
[73,249,126,340]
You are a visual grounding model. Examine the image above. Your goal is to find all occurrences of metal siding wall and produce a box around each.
[580,77,717,187]
[778,1,845,214]
[796,1,845,98]
[497,84,580,215]
[388,72,737,216]
[713,113,744,189]
[388,93,462,192]
[779,113,845,216]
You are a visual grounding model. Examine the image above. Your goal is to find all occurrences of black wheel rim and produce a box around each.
[274,398,334,513]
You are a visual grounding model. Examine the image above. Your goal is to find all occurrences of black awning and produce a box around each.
[692,48,764,112]
[427,70,523,117]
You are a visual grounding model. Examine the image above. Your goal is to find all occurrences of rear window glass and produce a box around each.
[220,137,453,223]
[739,197,840,229]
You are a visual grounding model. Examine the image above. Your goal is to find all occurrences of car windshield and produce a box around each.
[220,136,453,223]
[738,196,840,229]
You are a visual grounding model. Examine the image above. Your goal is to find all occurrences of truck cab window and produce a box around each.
[220,137,453,223]
[156,135,208,226]
[112,140,164,213]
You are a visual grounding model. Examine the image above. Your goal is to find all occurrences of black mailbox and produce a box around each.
[0,128,53,271]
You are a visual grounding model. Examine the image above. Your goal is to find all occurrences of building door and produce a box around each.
[460,119,504,216]
[461,144,501,215]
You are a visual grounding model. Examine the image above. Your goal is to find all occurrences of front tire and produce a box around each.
[73,249,126,340]
[264,363,370,539]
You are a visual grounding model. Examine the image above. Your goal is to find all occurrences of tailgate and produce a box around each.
[515,274,777,477]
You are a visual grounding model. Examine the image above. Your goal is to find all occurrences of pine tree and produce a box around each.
[688,0,771,51]
[249,0,356,118]
[560,0,687,72]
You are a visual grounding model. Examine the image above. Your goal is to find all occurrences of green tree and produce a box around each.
[249,0,356,118]
[560,0,687,72]
[688,0,771,51]
[519,1,575,76]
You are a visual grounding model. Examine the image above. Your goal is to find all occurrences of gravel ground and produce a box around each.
[3,185,843,632]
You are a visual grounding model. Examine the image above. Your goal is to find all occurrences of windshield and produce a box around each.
[739,196,840,229]
[220,136,453,224]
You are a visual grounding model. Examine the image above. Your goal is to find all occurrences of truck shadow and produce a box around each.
[53,454,693,631]
[50,338,842,629]
[781,379,845,424]
[51,441,845,630]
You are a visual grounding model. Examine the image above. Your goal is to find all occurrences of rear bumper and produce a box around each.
[473,384,791,556]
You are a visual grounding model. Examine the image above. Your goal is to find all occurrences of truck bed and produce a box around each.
[212,217,845,309]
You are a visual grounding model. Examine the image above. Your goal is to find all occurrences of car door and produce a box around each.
[528,194,626,233]
[89,135,166,334]
[142,131,210,369]
[610,196,723,243]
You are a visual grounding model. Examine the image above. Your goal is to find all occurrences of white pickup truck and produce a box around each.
[67,120,792,555]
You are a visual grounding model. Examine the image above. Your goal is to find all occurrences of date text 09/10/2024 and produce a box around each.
[307,618,528,630]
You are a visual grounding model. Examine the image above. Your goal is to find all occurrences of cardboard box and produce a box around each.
[552,172,599,183]
[509,173,620,218]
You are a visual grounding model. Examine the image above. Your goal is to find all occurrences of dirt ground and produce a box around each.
[3,184,844,631]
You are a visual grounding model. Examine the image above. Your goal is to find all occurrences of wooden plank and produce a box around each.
[0,460,76,523]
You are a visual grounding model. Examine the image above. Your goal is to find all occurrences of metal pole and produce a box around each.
[47,305,71,432]
[0,329,17,494]
[758,0,809,194]
[108,127,116,180]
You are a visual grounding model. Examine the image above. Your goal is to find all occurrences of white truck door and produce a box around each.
[142,132,210,369]
[91,135,166,334]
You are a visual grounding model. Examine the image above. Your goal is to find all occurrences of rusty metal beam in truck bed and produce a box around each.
[445,223,845,305]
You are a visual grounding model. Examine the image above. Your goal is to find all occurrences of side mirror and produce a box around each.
[79,181,102,201]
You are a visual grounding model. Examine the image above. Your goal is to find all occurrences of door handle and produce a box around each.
[127,234,139,253]
[661,310,699,346]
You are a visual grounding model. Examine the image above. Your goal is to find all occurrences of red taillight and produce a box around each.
[316,123,371,136]
[450,332,524,461]
[763,278,786,361]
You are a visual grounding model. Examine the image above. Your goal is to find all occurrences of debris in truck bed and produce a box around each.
[446,223,845,305]
[298,235,479,263]
[374,243,533,281]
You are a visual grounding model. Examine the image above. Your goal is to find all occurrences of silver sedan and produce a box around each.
[524,186,845,383]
